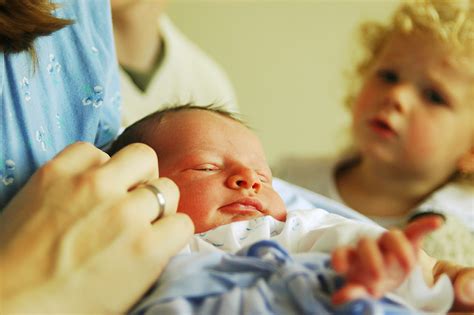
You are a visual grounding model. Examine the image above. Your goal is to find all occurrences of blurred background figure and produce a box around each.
[275,0,474,266]
[111,0,238,127]
[163,1,399,165]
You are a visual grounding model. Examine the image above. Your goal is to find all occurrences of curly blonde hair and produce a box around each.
[344,0,474,184]
[345,0,474,108]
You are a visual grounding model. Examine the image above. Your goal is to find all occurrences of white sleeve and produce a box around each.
[389,266,453,313]
[274,210,454,313]
[272,209,384,253]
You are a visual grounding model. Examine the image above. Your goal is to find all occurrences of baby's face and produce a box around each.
[150,110,287,233]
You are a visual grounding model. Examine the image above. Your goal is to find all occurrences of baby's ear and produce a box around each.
[457,148,474,174]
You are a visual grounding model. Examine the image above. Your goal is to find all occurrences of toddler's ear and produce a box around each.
[457,148,474,174]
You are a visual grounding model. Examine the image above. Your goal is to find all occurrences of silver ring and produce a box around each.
[143,184,166,220]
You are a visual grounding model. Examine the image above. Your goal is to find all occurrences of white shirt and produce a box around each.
[276,154,474,231]
[120,15,238,127]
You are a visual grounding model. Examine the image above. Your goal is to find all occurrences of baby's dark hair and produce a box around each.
[108,104,243,156]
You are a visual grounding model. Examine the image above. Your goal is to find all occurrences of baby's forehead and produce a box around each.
[161,109,239,127]
[160,110,250,138]
[154,109,265,154]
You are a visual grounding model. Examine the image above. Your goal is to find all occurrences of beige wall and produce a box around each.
[167,0,397,166]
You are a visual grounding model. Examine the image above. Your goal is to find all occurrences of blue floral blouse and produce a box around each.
[0,0,121,209]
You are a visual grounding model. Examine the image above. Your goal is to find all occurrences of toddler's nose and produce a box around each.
[383,84,415,113]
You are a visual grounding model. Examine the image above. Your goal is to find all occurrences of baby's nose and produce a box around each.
[227,169,261,193]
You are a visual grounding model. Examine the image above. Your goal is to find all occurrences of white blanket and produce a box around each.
[179,209,453,313]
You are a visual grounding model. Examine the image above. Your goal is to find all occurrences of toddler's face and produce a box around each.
[150,110,287,233]
[352,31,474,181]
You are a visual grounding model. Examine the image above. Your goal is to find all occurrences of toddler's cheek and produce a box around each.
[405,123,437,160]
[352,83,377,116]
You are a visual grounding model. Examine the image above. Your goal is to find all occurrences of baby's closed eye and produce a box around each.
[193,164,219,172]
[257,173,270,183]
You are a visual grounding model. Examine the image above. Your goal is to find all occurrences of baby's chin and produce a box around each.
[272,212,287,222]
[199,212,288,233]
[194,213,266,234]
[269,208,287,222]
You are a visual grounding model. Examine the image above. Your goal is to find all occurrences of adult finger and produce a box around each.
[130,214,194,265]
[41,142,110,178]
[73,214,194,313]
[99,143,160,192]
[124,214,195,281]
[332,283,370,305]
[124,177,180,224]
[150,213,194,251]
[404,215,443,248]
[378,230,415,272]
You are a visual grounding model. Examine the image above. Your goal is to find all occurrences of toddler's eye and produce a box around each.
[424,89,447,106]
[377,69,398,84]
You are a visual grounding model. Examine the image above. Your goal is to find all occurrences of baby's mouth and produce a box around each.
[219,198,264,215]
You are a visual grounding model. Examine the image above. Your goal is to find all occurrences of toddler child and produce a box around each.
[275,0,474,266]
[110,104,473,312]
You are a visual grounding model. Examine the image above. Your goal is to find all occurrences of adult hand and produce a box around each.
[0,142,194,314]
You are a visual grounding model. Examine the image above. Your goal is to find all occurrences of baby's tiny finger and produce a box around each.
[379,230,414,272]
[404,215,443,247]
[332,283,370,305]
[332,247,353,273]
[453,268,474,311]
[358,238,384,281]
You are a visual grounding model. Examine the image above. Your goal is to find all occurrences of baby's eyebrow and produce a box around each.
[177,151,220,164]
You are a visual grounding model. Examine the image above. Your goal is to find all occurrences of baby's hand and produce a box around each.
[331,215,443,304]
[433,261,474,312]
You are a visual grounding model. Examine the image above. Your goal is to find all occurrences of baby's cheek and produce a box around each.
[269,196,287,222]
[176,186,212,226]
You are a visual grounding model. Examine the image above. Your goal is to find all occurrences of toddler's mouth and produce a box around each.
[369,118,397,137]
